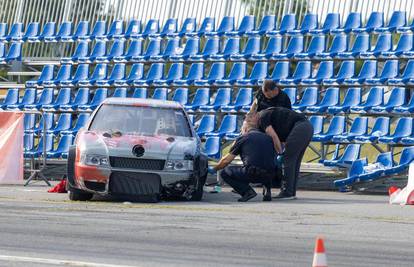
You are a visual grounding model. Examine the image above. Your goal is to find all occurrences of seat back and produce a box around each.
[298,87,318,106]
[24,133,34,151]
[90,63,107,81]
[217,115,237,134]
[340,144,361,162]
[160,18,177,36]
[285,35,303,54]
[221,37,239,56]
[233,88,252,106]
[0,23,7,37]
[279,14,296,32]
[342,88,361,107]
[132,88,147,98]
[181,38,199,57]
[72,88,90,105]
[348,158,367,177]
[90,21,106,38]
[145,63,164,80]
[201,37,219,56]
[166,63,184,80]
[326,116,346,135]
[172,88,188,105]
[212,88,231,106]
[73,113,90,131]
[257,15,276,32]
[54,114,72,131]
[72,41,89,58]
[375,152,393,168]
[351,33,369,53]
[216,16,234,34]
[299,13,318,31]
[125,19,141,37]
[24,22,39,39]
[128,63,144,80]
[322,13,340,31]
[249,62,268,79]
[90,88,108,105]
[270,61,289,80]
[3,89,19,105]
[163,38,180,57]
[142,19,159,36]
[24,114,36,131]
[144,38,161,57]
[125,39,143,57]
[186,63,204,80]
[20,88,36,104]
[265,36,283,54]
[319,87,339,106]
[307,35,325,53]
[37,88,54,105]
[109,63,126,80]
[179,18,196,35]
[329,34,347,53]
[108,39,125,58]
[56,21,72,38]
[349,117,368,135]
[228,62,246,80]
[152,88,168,100]
[56,135,74,153]
[379,60,399,79]
[385,87,405,107]
[8,23,23,39]
[237,15,255,33]
[395,33,413,53]
[401,60,414,79]
[283,88,297,104]
[292,61,311,80]
[365,12,384,31]
[73,21,89,38]
[336,60,355,79]
[107,20,124,38]
[309,116,324,134]
[54,88,71,105]
[204,136,221,159]
[392,117,413,137]
[243,37,261,54]
[191,88,210,105]
[371,117,390,136]
[399,146,414,166]
[388,11,406,29]
[38,113,54,131]
[72,64,89,82]
[198,17,215,35]
[357,60,376,79]
[112,88,127,98]
[6,42,22,61]
[373,33,392,52]
[38,65,55,82]
[314,61,334,79]
[36,134,55,153]
[207,62,225,80]
[364,87,384,107]
[197,115,215,134]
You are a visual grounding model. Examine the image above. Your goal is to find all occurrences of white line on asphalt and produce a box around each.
[0,254,139,267]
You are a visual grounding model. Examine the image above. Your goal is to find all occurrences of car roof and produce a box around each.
[102,97,183,109]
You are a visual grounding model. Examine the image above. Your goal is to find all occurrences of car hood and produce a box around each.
[76,130,199,160]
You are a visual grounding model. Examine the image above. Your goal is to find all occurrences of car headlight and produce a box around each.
[164,160,193,171]
[82,154,109,166]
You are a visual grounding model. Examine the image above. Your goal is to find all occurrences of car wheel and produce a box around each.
[68,186,94,201]
[190,174,207,201]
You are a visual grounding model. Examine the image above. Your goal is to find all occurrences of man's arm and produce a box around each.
[265,126,283,154]
[213,153,236,171]
[247,99,258,114]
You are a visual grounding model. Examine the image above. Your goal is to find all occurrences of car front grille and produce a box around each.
[109,171,161,196]
[109,156,165,170]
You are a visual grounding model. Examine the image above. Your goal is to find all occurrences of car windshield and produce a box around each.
[89,104,192,137]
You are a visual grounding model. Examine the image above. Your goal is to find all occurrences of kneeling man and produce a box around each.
[210,117,276,202]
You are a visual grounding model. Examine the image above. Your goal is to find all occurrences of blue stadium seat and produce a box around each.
[371,87,406,113]
[315,34,347,59]
[380,33,412,58]
[172,63,204,86]
[343,60,377,85]
[378,117,413,144]
[301,61,334,85]
[375,11,406,33]
[196,115,216,137]
[0,89,19,110]
[48,21,72,42]
[270,61,290,83]
[152,88,168,100]
[47,114,72,135]
[168,18,196,37]
[122,19,141,39]
[350,87,383,113]
[23,133,34,157]
[295,35,325,59]
[288,13,318,34]
[383,147,414,176]
[131,38,161,61]
[270,35,303,60]
[153,63,184,86]
[184,88,210,111]
[30,113,54,135]
[309,116,324,135]
[112,87,127,98]
[331,117,368,143]
[246,15,276,36]
[0,23,7,42]
[337,33,369,59]
[114,63,144,86]
[169,38,199,61]
[171,88,188,105]
[7,23,23,42]
[107,20,124,39]
[0,43,6,64]
[215,62,246,85]
[356,152,394,183]
[394,93,414,114]
[365,60,398,85]
[190,37,219,60]
[23,114,36,133]
[150,18,177,38]
[323,61,355,85]
[306,87,339,113]
[7,88,36,110]
[24,88,54,110]
[323,144,361,167]
[78,88,108,111]
[199,88,231,112]
[250,36,282,60]
[61,41,89,63]
[310,13,340,34]
[230,37,260,60]
[194,62,225,85]
[95,63,126,86]
[312,116,346,142]
[24,22,40,42]
[78,63,107,86]
[151,37,180,60]
[333,158,369,187]
[42,88,71,111]
[96,39,125,62]
[67,21,89,41]
[24,134,54,158]
[204,137,221,159]
[131,63,164,86]
[353,12,384,33]
[236,62,268,85]
[279,61,311,85]
[209,37,240,61]
[401,130,414,145]
[132,88,147,99]
[205,115,238,138]
[360,33,392,58]
[26,65,55,87]
[388,60,414,85]
[140,19,159,38]
[292,87,318,112]
[61,113,90,136]
[47,135,74,158]
[226,15,255,36]
[80,20,106,40]
[327,87,361,114]
[188,17,215,37]
[6,42,22,62]
[43,64,72,87]
[221,88,252,112]
[78,40,106,63]
[205,16,234,36]
[60,88,90,111]
[283,88,297,105]
[113,39,143,62]
[267,14,296,35]
[354,117,390,143]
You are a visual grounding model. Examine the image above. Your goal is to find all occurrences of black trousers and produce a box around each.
[282,120,313,196]
[221,166,273,195]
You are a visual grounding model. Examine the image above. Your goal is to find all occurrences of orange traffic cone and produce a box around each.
[312,237,328,267]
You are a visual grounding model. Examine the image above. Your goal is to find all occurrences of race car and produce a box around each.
[66,97,208,202]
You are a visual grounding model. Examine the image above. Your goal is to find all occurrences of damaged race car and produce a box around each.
[66,98,208,202]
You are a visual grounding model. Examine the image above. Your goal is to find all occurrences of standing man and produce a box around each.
[248,80,292,113]
[247,107,313,199]
[209,119,276,202]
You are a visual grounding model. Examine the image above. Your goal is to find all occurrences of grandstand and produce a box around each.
[1,0,414,190]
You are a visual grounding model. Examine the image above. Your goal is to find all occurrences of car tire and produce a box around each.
[190,174,207,201]
[68,187,94,201]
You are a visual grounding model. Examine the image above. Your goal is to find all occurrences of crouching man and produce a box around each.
[210,117,276,202]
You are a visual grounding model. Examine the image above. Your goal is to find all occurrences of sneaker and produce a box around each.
[273,191,297,200]
[238,188,257,202]
[262,186,272,202]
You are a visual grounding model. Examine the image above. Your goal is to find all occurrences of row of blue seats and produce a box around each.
[5,11,414,45]
[24,134,73,158]
[60,33,414,64]
[24,113,89,136]
[311,116,414,145]
[27,59,414,88]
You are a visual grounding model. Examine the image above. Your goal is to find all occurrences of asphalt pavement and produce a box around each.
[0,184,413,267]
